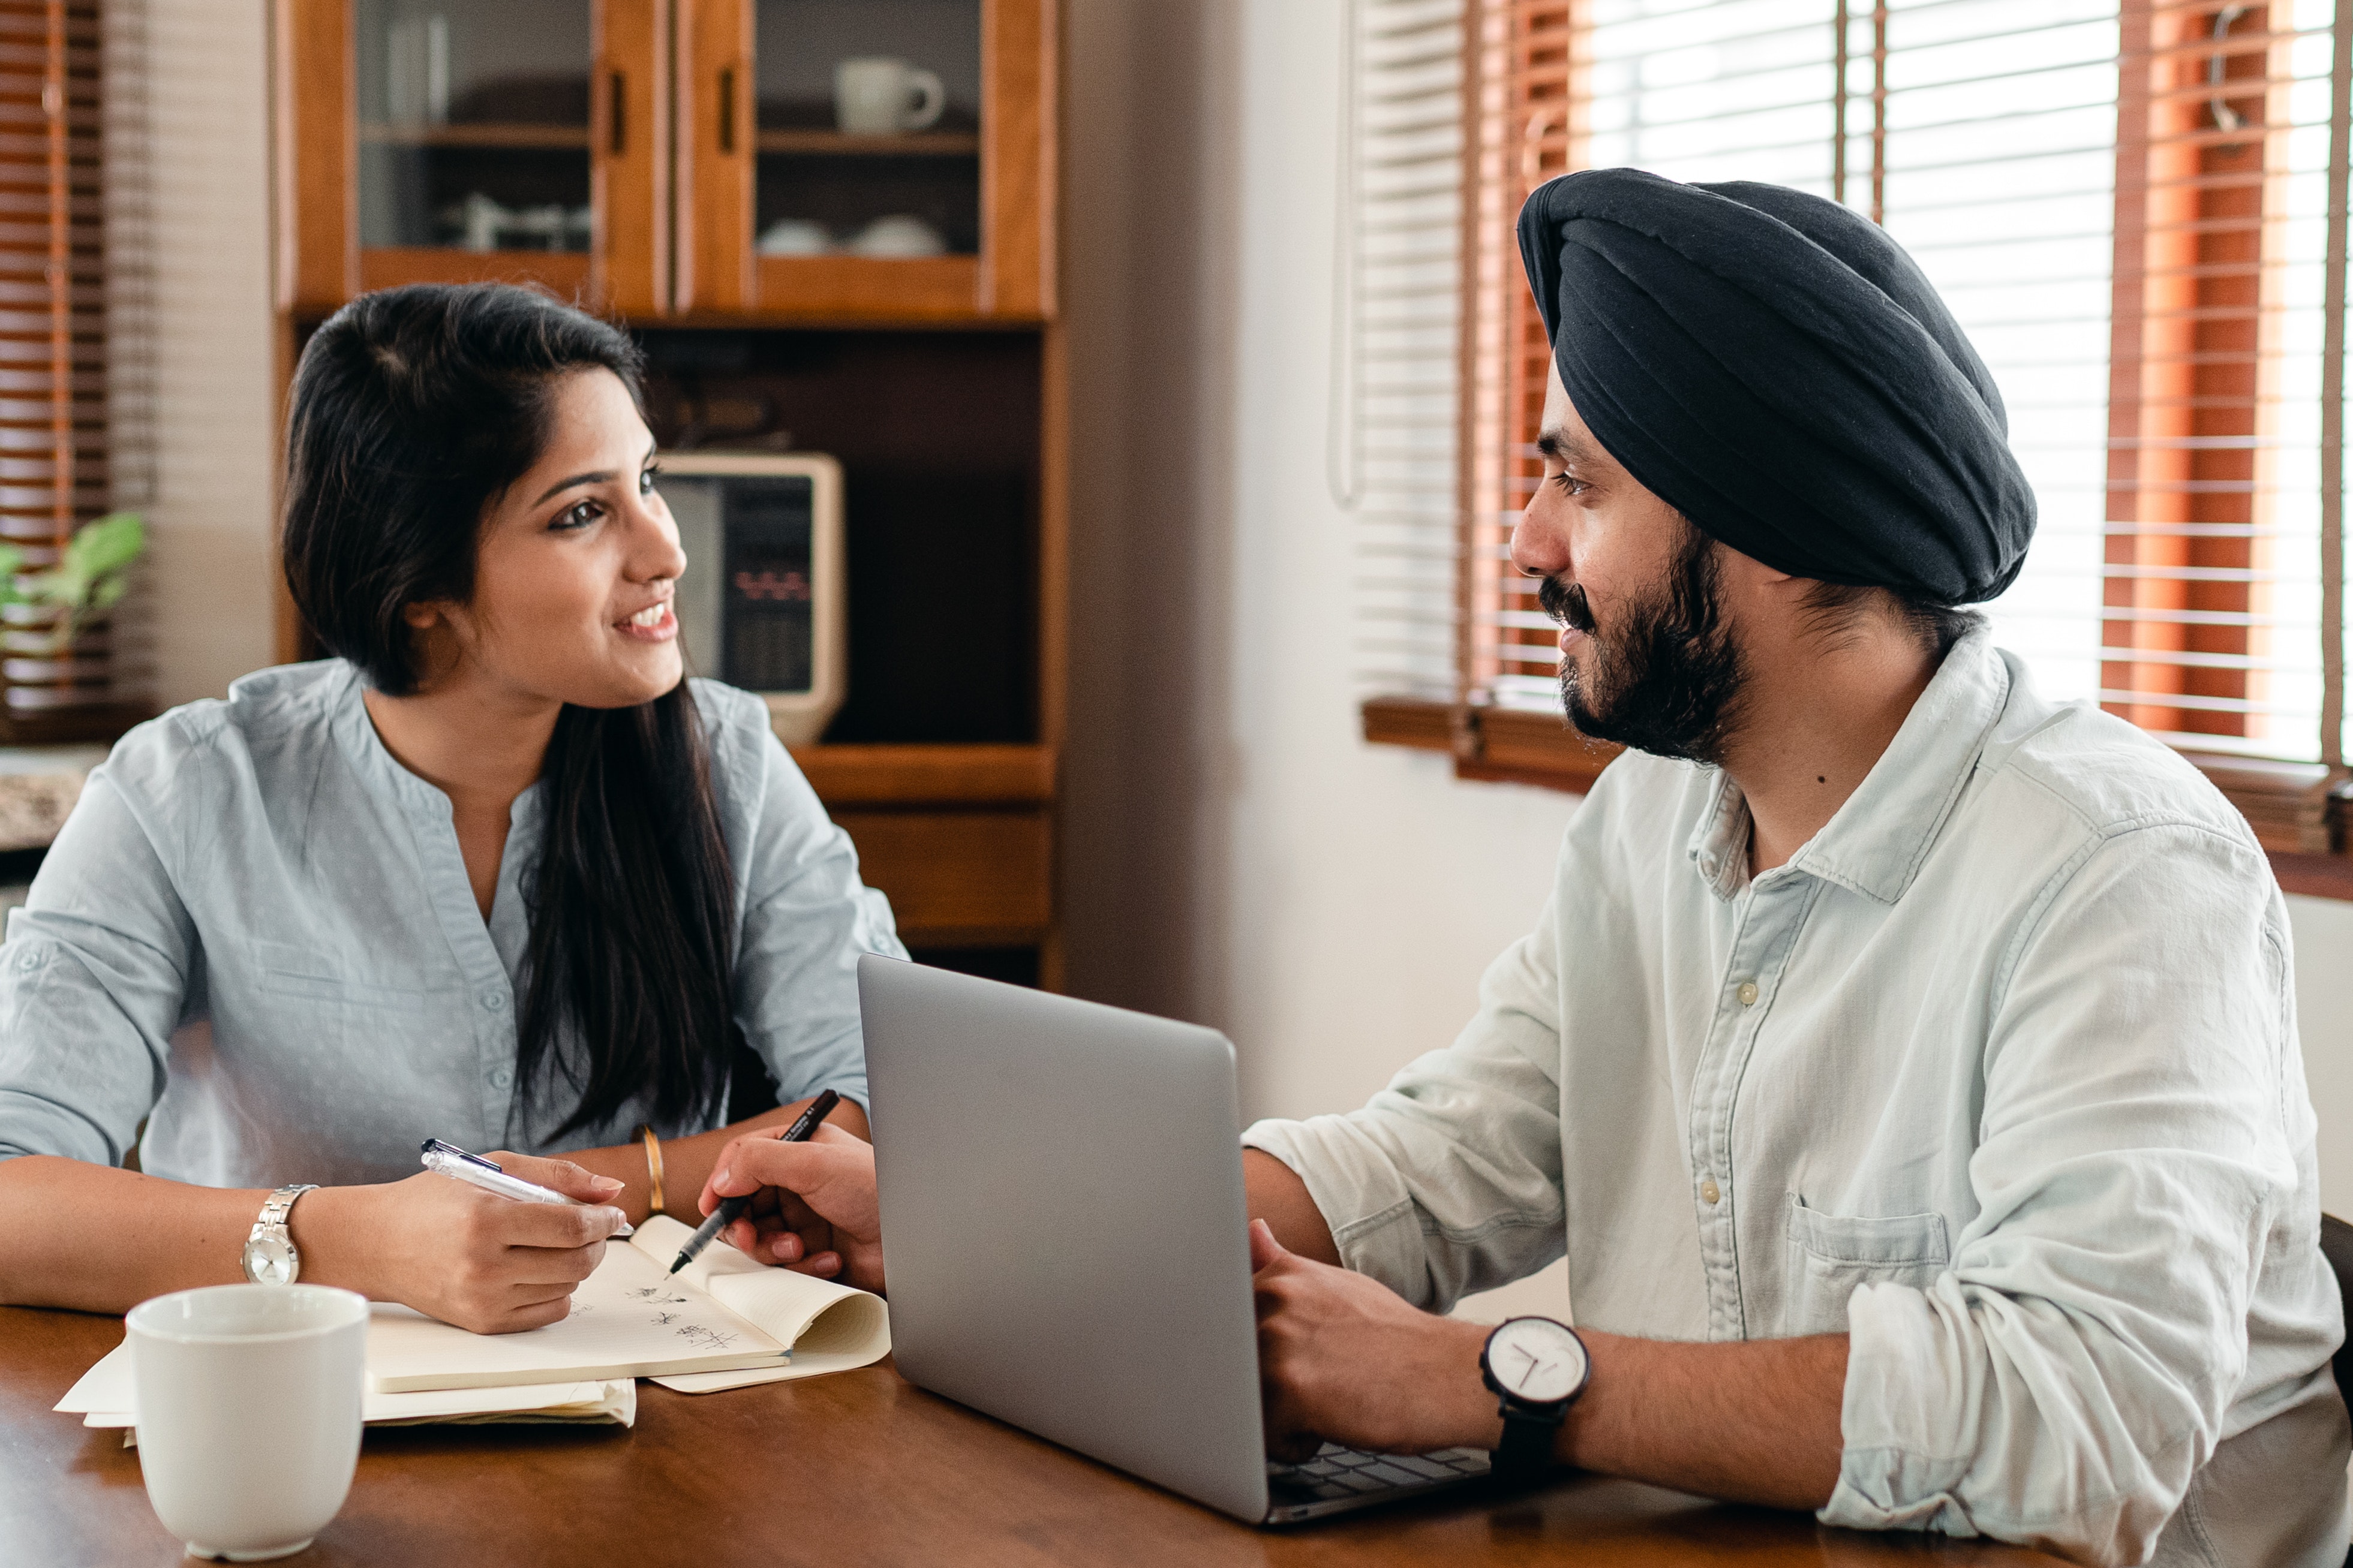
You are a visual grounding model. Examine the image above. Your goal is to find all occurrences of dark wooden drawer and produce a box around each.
[833,809,1051,947]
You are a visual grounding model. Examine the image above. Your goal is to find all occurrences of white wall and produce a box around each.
[1057,0,2353,1275]
[133,0,281,707]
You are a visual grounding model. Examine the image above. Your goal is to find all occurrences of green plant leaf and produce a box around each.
[65,512,144,580]
[16,513,146,648]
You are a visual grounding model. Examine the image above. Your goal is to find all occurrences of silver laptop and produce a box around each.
[859,955,1492,1524]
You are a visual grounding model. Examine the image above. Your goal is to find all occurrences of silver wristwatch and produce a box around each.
[241,1184,319,1285]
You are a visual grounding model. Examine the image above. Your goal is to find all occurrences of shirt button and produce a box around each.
[480,990,506,1012]
[1735,980,1759,1006]
[1700,1177,1721,1205]
[490,1067,513,1089]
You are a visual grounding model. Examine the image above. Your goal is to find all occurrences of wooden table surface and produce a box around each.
[1,1306,2061,1567]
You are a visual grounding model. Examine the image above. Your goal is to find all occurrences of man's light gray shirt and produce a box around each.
[0,660,903,1185]
[1245,631,2349,1566]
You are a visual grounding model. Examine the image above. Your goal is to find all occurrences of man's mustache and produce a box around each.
[1537,575,1597,634]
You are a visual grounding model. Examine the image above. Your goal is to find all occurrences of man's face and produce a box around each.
[1510,365,1744,763]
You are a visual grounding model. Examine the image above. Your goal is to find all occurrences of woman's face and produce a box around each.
[411,367,685,709]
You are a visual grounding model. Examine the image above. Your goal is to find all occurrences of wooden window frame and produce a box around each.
[1364,0,2353,895]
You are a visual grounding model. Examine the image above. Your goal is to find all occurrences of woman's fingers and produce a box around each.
[488,1151,626,1205]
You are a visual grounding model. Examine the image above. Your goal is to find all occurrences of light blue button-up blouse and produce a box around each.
[0,660,902,1187]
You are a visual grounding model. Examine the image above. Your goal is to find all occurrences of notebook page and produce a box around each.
[58,1335,632,1426]
[367,1239,787,1392]
[630,1214,890,1376]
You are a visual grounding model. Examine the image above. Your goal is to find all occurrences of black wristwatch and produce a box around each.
[1479,1315,1589,1480]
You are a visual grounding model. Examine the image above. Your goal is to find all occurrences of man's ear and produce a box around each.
[1712,543,1795,604]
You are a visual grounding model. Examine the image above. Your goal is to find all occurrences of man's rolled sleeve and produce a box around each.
[1820,825,2315,1564]
[1244,887,1567,1313]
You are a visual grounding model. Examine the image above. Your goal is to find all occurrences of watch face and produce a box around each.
[1488,1317,1587,1404]
[244,1233,298,1286]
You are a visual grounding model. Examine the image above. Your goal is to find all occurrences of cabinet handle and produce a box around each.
[719,67,736,154]
[609,71,626,155]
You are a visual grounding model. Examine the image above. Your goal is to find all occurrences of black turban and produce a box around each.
[1516,167,2033,604]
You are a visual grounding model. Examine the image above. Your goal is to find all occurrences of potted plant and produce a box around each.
[0,511,148,730]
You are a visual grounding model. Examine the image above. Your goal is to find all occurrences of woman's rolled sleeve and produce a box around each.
[722,697,903,1113]
[0,766,195,1166]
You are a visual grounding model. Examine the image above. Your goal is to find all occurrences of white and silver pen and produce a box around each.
[419,1137,633,1238]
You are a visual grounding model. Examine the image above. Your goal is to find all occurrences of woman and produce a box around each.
[0,283,900,1332]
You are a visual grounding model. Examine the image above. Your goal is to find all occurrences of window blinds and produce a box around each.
[0,0,106,722]
[0,0,101,580]
[1337,0,1466,704]
[1435,0,2353,835]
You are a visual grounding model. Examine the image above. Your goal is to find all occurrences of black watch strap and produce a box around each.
[1490,1397,1567,1480]
[1479,1315,1586,1483]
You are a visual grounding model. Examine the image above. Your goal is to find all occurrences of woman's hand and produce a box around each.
[696,1123,885,1293]
[306,1153,630,1334]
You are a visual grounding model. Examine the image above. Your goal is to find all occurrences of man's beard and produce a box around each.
[1537,525,1745,765]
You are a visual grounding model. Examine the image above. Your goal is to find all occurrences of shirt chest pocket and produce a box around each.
[1781,1195,1949,1337]
[252,940,427,1015]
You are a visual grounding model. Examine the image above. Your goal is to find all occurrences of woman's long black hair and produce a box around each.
[281,282,736,1139]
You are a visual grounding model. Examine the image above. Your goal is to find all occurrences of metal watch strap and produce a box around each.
[244,1183,318,1284]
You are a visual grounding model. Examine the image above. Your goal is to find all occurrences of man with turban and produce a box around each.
[1238,169,2351,1565]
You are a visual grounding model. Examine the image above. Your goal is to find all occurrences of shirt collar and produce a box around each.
[1684,627,2011,905]
[327,661,545,831]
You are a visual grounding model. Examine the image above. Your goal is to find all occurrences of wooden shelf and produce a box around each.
[358,248,591,296]
[789,743,1054,807]
[756,130,978,157]
[358,122,589,150]
[746,255,987,321]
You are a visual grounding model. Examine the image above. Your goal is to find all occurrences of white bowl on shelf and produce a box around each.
[756,218,835,257]
[847,215,946,258]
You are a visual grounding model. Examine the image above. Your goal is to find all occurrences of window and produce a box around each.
[1362,0,2353,866]
[1336,0,1467,708]
[0,1,116,729]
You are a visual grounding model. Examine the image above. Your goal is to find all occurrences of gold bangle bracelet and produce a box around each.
[640,1125,666,1216]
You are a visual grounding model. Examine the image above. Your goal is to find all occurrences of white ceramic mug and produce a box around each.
[834,57,945,134]
[128,1284,368,1563]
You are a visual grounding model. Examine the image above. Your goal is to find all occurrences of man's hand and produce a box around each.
[307,1153,629,1335]
[696,1123,885,1293]
[1250,1220,1501,1460]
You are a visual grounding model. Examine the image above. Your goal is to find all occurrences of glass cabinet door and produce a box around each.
[278,0,669,318]
[354,1,594,258]
[677,0,1050,320]
[752,1,981,262]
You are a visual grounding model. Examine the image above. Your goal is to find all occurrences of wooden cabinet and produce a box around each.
[277,0,1054,324]
[276,0,661,314]
[673,0,1051,321]
[273,1,1066,982]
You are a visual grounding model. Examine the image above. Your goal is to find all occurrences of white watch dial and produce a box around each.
[244,1232,298,1286]
[1489,1317,1587,1404]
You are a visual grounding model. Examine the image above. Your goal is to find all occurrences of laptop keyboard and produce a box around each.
[1267,1441,1492,1504]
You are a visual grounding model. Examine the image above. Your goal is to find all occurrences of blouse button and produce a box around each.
[1735,980,1759,1007]
[1700,1176,1721,1205]
[490,1067,513,1090]
[480,990,506,1012]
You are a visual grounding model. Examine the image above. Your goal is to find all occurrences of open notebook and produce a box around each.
[367,1214,889,1393]
[58,1346,639,1438]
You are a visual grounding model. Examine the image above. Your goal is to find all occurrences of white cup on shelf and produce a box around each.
[127,1284,368,1563]
[834,57,945,134]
